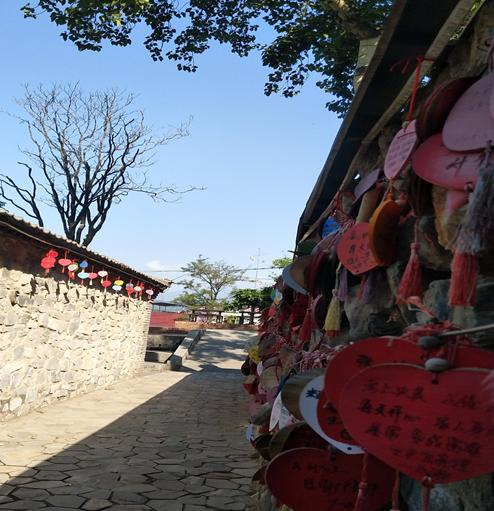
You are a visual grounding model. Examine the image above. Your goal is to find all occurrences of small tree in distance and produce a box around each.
[272,256,292,269]
[176,255,244,310]
[227,287,273,324]
[0,83,196,246]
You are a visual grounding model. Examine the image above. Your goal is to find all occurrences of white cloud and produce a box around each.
[145,260,168,271]
[145,260,182,272]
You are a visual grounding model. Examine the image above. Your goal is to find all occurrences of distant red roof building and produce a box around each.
[150,311,184,328]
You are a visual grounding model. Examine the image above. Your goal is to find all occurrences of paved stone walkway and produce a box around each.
[0,330,257,511]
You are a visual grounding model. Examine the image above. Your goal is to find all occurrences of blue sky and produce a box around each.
[0,2,341,299]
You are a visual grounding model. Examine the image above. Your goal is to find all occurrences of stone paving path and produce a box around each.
[0,330,257,511]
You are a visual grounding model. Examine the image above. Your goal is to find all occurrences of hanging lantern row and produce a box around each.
[40,249,155,300]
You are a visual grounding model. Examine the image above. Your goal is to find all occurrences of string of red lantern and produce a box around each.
[39,249,156,299]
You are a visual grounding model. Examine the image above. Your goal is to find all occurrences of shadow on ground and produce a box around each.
[0,331,257,511]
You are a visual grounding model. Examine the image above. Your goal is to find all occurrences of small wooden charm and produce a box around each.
[384,120,418,179]
[337,223,378,275]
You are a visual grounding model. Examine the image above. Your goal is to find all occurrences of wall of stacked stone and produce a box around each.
[0,242,152,421]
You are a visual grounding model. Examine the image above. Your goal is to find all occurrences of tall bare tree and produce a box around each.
[0,83,195,245]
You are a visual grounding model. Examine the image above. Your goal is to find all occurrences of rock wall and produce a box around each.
[333,4,494,510]
[250,3,494,510]
[0,267,151,421]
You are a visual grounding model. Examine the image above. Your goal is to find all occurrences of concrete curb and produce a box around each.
[167,329,205,371]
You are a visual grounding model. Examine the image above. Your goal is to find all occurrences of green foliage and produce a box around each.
[227,287,273,312]
[23,1,392,115]
[269,255,292,281]
[272,256,292,269]
[175,290,226,310]
[178,255,244,310]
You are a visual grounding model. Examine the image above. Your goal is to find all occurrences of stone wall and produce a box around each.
[0,222,153,421]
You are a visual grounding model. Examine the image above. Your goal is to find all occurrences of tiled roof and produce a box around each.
[0,208,171,290]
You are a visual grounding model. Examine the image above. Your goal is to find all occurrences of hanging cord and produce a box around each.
[390,56,435,122]
[445,337,460,366]
[390,470,401,510]
[421,476,434,511]
[353,452,369,511]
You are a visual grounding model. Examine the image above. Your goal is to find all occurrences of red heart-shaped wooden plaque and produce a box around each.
[453,344,494,369]
[323,338,425,407]
[337,223,378,275]
[269,423,329,461]
[339,364,494,483]
[412,133,483,191]
[384,120,418,179]
[266,447,394,511]
[416,77,476,142]
[324,339,494,409]
[317,397,359,448]
[444,73,494,151]
[299,375,363,454]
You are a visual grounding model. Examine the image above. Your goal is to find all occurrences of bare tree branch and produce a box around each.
[1,83,198,245]
[0,163,44,226]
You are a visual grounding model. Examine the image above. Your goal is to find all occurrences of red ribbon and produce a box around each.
[390,55,434,122]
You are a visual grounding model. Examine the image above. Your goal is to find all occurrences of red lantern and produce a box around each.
[88,267,98,286]
[41,249,58,274]
[58,251,72,273]
[134,282,143,298]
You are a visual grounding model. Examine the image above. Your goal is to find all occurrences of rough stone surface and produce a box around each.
[0,270,151,421]
[0,330,256,510]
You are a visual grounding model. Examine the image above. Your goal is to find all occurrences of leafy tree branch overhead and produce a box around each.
[0,83,199,246]
[22,1,393,115]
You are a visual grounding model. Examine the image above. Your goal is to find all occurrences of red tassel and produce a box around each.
[298,302,313,343]
[448,252,478,306]
[397,242,422,304]
[353,452,368,511]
